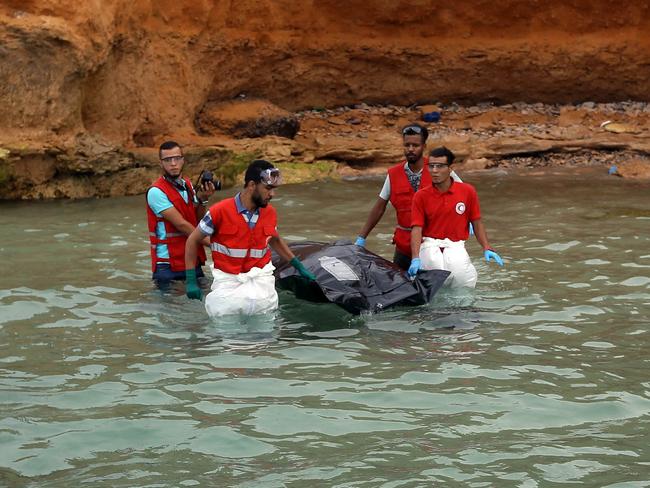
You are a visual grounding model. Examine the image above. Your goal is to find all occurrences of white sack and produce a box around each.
[205,262,278,317]
[419,237,477,289]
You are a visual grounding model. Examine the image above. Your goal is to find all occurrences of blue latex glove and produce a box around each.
[354,236,366,247]
[185,268,202,300]
[290,257,316,281]
[484,249,504,266]
[469,223,474,235]
[407,258,421,279]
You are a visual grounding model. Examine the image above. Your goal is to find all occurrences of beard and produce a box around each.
[252,190,268,208]
[163,168,182,179]
[405,153,419,164]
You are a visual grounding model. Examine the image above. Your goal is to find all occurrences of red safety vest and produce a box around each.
[388,157,431,256]
[146,176,206,272]
[209,198,278,274]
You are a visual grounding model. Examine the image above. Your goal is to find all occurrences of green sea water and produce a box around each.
[1,169,649,487]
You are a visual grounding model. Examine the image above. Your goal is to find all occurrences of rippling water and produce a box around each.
[1,169,649,486]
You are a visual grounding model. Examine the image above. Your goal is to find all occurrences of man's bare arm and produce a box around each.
[185,227,206,269]
[410,225,423,259]
[358,197,388,238]
[268,235,295,262]
[161,207,196,236]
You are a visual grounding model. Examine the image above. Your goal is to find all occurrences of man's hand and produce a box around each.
[484,249,504,266]
[354,236,366,247]
[407,258,421,279]
[185,268,202,300]
[290,257,316,281]
[196,181,216,203]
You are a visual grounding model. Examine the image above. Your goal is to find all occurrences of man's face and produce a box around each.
[159,147,184,178]
[427,156,452,185]
[251,182,276,208]
[403,134,425,164]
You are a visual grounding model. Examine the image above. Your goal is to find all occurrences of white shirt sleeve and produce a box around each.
[379,175,391,201]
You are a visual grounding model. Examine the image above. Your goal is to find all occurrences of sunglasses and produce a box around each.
[402,126,423,136]
[427,163,450,170]
[260,168,282,186]
[161,155,184,164]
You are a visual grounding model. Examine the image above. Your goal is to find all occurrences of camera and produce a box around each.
[199,170,222,191]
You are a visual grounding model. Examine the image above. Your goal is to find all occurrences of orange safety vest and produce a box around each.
[209,198,278,274]
[387,157,432,256]
[146,176,206,272]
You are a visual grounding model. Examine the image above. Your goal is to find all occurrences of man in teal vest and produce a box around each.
[146,141,215,285]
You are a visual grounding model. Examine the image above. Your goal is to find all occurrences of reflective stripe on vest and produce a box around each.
[149,231,184,238]
[396,224,411,231]
[211,242,269,259]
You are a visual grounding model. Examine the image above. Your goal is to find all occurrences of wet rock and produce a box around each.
[195,99,300,139]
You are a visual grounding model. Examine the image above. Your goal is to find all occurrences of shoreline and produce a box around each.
[1,101,650,200]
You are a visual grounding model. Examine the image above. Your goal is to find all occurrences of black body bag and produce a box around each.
[272,241,450,315]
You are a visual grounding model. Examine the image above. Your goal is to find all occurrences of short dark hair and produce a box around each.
[244,159,275,186]
[429,146,455,165]
[159,140,181,159]
[402,123,428,143]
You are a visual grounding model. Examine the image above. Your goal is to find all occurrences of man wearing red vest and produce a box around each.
[146,141,215,286]
[355,124,463,270]
[184,160,315,314]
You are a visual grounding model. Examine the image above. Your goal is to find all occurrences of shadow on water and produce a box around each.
[274,286,486,340]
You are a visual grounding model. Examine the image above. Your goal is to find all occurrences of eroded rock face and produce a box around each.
[2,1,650,198]
[196,99,299,139]
[3,1,650,146]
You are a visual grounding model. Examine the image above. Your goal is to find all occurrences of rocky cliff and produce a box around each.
[1,0,650,198]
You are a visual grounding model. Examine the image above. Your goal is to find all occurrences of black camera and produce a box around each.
[199,170,221,191]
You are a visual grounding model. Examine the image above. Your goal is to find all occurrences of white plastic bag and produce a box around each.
[419,238,477,288]
[205,262,278,317]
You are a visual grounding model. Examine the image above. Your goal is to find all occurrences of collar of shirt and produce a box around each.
[403,161,422,176]
[164,175,187,192]
[432,180,456,194]
[235,192,259,222]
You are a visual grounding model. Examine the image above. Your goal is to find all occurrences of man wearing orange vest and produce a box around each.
[355,124,463,270]
[146,141,215,286]
[184,160,315,315]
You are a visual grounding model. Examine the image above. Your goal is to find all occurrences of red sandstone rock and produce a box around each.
[616,159,650,179]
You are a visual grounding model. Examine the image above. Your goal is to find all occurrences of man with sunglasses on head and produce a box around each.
[355,123,462,270]
[146,140,216,286]
[184,159,315,316]
[408,147,504,287]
